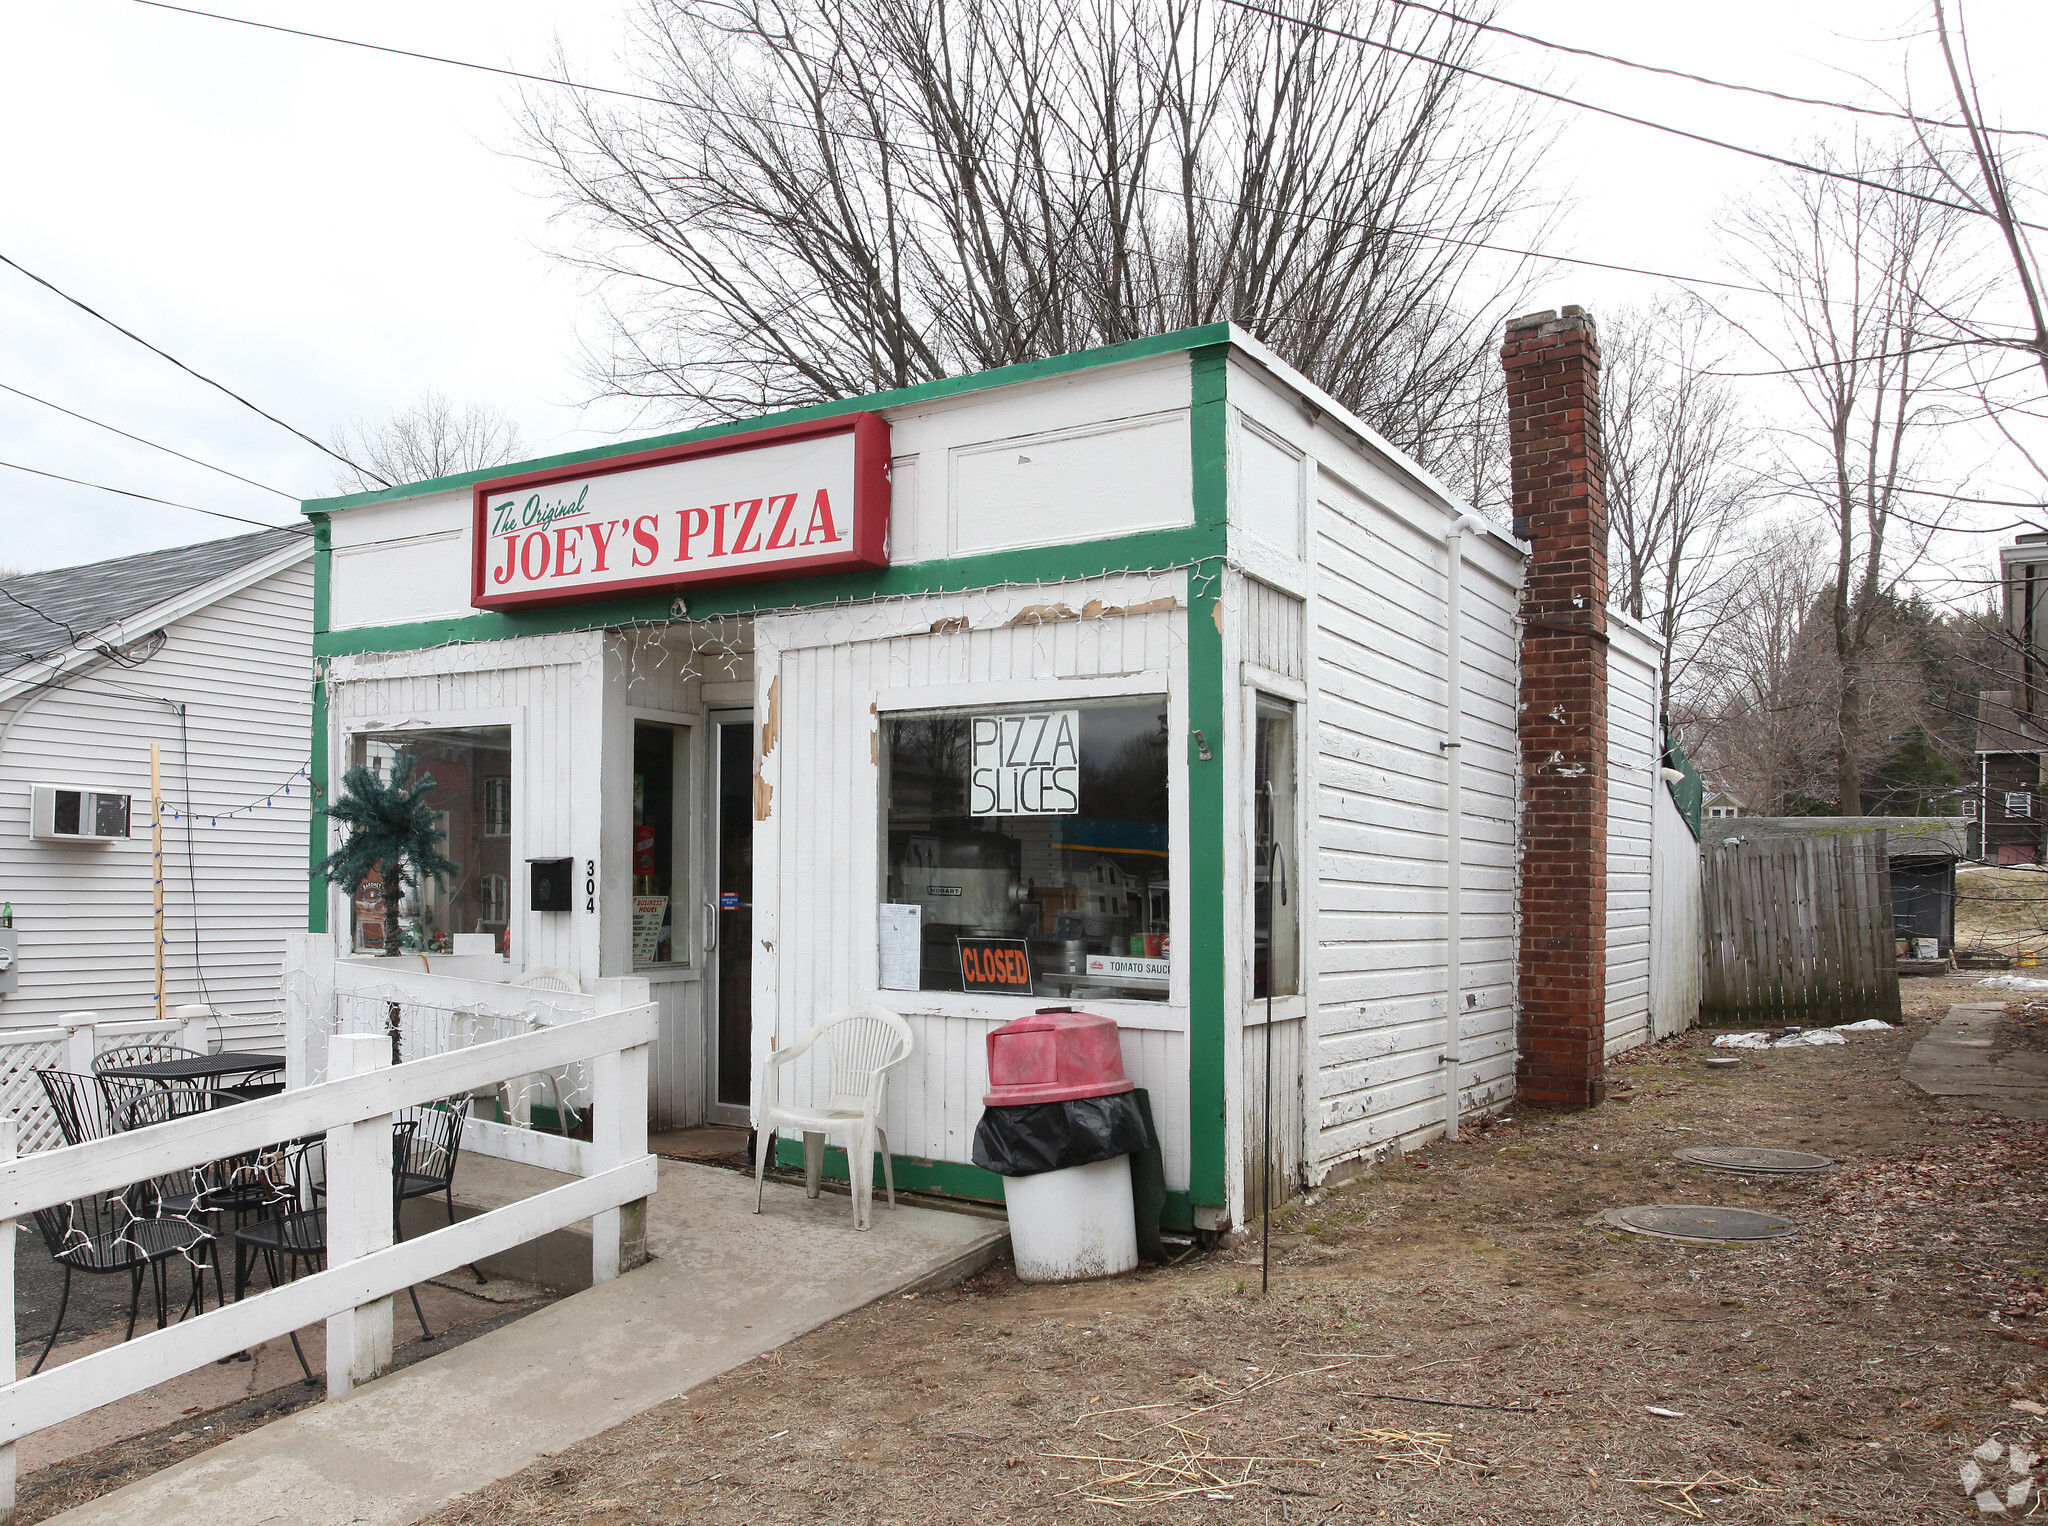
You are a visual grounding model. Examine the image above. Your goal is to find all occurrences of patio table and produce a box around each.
[97,1053,287,1086]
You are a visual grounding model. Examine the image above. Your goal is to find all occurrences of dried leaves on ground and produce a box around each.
[424,974,2044,1526]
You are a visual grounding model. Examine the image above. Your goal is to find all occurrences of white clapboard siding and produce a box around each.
[1242,1014,1305,1218]
[1308,467,1521,1170]
[1649,779,1703,1039]
[1242,576,1306,680]
[1605,618,1661,1057]
[755,576,1193,1190]
[0,557,313,1028]
[326,630,603,987]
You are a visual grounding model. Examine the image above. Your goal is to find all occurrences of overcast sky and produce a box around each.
[1,0,2041,579]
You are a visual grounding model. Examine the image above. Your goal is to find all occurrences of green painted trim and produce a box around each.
[314,525,1223,658]
[1183,343,1231,1217]
[308,673,329,933]
[304,324,1235,515]
[308,515,332,935]
[771,1138,1194,1232]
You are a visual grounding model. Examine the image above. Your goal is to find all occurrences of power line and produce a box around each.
[1218,0,2047,234]
[127,0,677,108]
[0,251,386,486]
[129,0,1777,302]
[0,458,285,530]
[1377,0,2048,144]
[0,380,301,499]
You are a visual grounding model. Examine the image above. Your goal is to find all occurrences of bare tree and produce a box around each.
[330,389,529,494]
[1718,138,1987,813]
[519,0,1551,472]
[1922,2,2048,407]
[1601,303,1756,714]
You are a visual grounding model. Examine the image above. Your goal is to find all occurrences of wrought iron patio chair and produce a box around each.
[236,1121,433,1383]
[92,1042,203,1076]
[106,1080,279,1311]
[28,1182,215,1374]
[396,1096,485,1283]
[37,1067,123,1147]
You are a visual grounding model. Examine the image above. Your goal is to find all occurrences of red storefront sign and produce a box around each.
[470,413,890,611]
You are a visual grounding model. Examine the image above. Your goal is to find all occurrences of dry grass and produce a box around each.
[1954,866,2048,954]
[421,974,2045,1526]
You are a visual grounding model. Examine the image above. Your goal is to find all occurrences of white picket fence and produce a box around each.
[0,998,656,1517]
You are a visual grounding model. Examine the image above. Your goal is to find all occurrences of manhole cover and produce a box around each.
[1602,1205,1800,1243]
[1673,1146,1837,1174]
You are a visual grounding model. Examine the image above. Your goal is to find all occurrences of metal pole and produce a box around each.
[1261,984,1272,1295]
[150,742,165,1024]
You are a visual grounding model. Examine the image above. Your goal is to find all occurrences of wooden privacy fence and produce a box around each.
[1702,829,1901,1025]
[0,1001,655,1520]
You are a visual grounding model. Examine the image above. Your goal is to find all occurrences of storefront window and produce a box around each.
[349,727,513,954]
[631,721,692,967]
[882,699,1171,1001]
[1253,697,1299,998]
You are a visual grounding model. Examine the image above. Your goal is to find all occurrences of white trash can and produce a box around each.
[1004,1155,1139,1282]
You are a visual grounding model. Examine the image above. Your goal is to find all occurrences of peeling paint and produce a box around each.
[1211,599,1224,635]
[928,615,969,634]
[1007,602,1078,626]
[753,768,773,820]
[1080,595,1178,620]
[760,675,780,756]
[869,730,878,766]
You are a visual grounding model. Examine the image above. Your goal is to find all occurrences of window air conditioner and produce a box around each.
[29,784,132,841]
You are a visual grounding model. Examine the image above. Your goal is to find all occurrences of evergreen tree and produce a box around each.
[316,754,459,955]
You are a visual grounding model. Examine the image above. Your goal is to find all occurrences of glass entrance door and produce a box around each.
[708,712,754,1122]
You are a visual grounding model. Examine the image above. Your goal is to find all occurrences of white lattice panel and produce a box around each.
[0,1039,72,1155]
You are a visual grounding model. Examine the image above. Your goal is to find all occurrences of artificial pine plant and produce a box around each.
[316,754,460,955]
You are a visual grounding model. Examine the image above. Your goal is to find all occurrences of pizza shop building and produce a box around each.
[305,316,1672,1234]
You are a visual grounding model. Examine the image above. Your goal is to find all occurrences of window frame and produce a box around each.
[866,673,1190,1032]
[628,716,696,971]
[1240,667,1308,1027]
[334,707,522,960]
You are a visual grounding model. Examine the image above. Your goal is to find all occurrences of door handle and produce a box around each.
[704,899,718,952]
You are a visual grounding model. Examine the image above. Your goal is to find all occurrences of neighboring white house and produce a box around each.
[0,526,314,1031]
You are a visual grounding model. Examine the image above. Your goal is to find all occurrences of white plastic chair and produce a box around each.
[504,966,581,1132]
[753,1005,914,1230]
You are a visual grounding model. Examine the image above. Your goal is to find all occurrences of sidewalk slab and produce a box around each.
[1906,1003,2048,1118]
[44,1159,1008,1526]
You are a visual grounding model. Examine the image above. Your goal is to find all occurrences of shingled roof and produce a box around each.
[0,525,311,678]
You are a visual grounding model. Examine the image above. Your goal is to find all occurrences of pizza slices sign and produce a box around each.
[471,413,890,610]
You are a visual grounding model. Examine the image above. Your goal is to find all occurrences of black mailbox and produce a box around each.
[529,858,574,912]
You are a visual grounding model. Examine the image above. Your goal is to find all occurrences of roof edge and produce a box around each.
[0,534,314,706]
[303,323,1234,516]
[1218,325,1525,554]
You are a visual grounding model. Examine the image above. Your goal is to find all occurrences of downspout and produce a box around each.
[1441,514,1487,1141]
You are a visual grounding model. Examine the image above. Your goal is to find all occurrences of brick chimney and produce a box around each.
[1502,306,1609,1109]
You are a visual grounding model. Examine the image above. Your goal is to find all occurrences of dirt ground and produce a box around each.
[418,974,2046,1526]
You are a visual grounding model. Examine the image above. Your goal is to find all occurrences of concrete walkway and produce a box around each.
[46,1159,1007,1526]
[1905,1002,2048,1119]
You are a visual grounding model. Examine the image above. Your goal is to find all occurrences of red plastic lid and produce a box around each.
[983,1008,1134,1106]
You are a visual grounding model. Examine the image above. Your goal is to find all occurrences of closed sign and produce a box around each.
[969,711,1079,816]
[958,936,1033,995]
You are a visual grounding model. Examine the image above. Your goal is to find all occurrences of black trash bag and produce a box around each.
[1127,1088,1169,1264]
[972,1092,1152,1177]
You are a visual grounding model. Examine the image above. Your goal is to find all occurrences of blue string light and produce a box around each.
[165,763,312,828]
